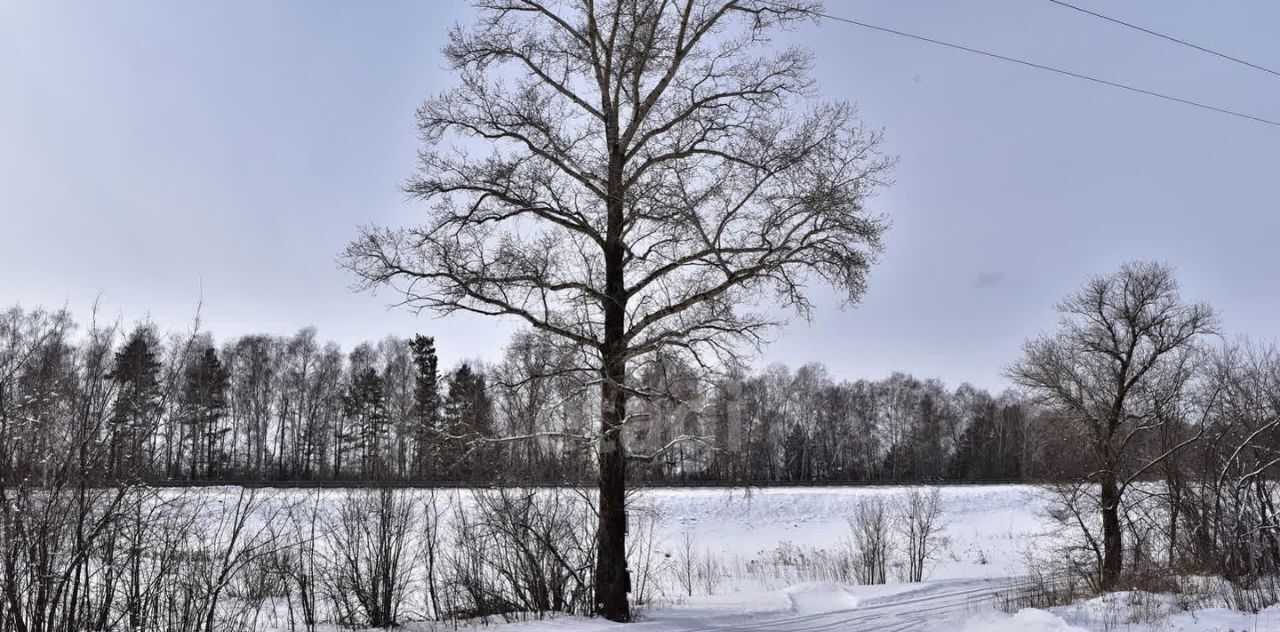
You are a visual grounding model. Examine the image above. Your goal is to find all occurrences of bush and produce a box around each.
[849,498,892,585]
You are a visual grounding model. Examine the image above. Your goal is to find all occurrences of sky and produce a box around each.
[2,1,1277,392]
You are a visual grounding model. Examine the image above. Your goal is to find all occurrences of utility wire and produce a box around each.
[798,6,1280,128]
[1046,0,1280,78]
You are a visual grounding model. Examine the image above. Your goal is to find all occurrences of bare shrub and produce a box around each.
[1042,481,1111,592]
[419,488,447,621]
[697,550,722,595]
[727,540,855,590]
[626,504,671,608]
[269,492,322,631]
[10,486,290,632]
[1218,573,1280,613]
[188,489,288,632]
[895,488,946,582]
[0,482,133,632]
[443,488,595,620]
[849,498,892,585]
[321,488,417,628]
[984,560,1084,614]
[667,527,722,598]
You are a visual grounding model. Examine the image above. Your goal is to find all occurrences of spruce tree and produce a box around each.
[108,326,162,477]
[341,367,389,477]
[443,362,492,480]
[408,334,440,478]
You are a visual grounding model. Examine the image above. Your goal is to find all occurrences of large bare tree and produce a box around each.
[1009,261,1217,590]
[341,0,891,619]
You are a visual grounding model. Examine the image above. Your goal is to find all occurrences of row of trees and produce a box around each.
[629,361,1043,484]
[0,312,576,484]
[1,303,1061,486]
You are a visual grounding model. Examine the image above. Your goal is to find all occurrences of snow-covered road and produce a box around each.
[501,576,1076,631]
[640,577,1021,631]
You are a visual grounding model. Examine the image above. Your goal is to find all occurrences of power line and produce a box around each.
[799,6,1280,128]
[1046,0,1280,78]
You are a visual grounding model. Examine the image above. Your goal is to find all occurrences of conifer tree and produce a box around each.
[408,334,440,477]
[443,363,492,478]
[341,367,389,477]
[108,326,162,477]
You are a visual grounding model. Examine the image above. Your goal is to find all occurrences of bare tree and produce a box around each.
[273,492,323,631]
[189,489,287,632]
[419,489,447,621]
[895,487,945,582]
[674,528,698,597]
[322,489,417,629]
[1200,342,1280,580]
[848,497,892,585]
[1008,261,1216,589]
[625,502,670,608]
[341,0,890,620]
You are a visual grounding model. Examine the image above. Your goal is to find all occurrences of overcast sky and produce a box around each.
[2,1,1277,391]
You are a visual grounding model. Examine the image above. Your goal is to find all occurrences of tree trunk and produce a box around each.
[595,363,628,621]
[595,184,630,620]
[1100,475,1123,589]
[1166,472,1181,565]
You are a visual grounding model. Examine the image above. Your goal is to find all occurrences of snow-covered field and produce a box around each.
[638,485,1039,582]
[473,485,1280,632]
[179,484,1276,631]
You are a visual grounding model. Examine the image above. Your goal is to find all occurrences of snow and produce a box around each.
[784,582,864,614]
[637,484,1047,582]
[434,577,1077,631]
[190,484,1274,632]
[456,485,1277,632]
[959,608,1087,632]
[1053,591,1280,631]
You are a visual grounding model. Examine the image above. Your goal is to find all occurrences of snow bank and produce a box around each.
[785,582,862,614]
[1052,590,1280,631]
[958,608,1087,632]
[1157,605,1280,631]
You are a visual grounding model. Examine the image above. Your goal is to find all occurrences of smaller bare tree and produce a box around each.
[420,488,447,621]
[849,497,892,585]
[895,488,946,582]
[321,489,417,628]
[191,488,288,632]
[271,491,324,631]
[626,503,672,609]
[675,528,698,597]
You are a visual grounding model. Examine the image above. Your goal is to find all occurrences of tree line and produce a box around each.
[5,260,1278,607]
[1,303,1067,487]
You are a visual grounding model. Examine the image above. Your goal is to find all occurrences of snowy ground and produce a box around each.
[636,485,1041,582]
[457,485,1279,632]
[480,579,1280,631]
[192,484,1275,631]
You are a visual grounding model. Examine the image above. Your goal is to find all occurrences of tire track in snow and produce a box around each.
[645,577,1025,632]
